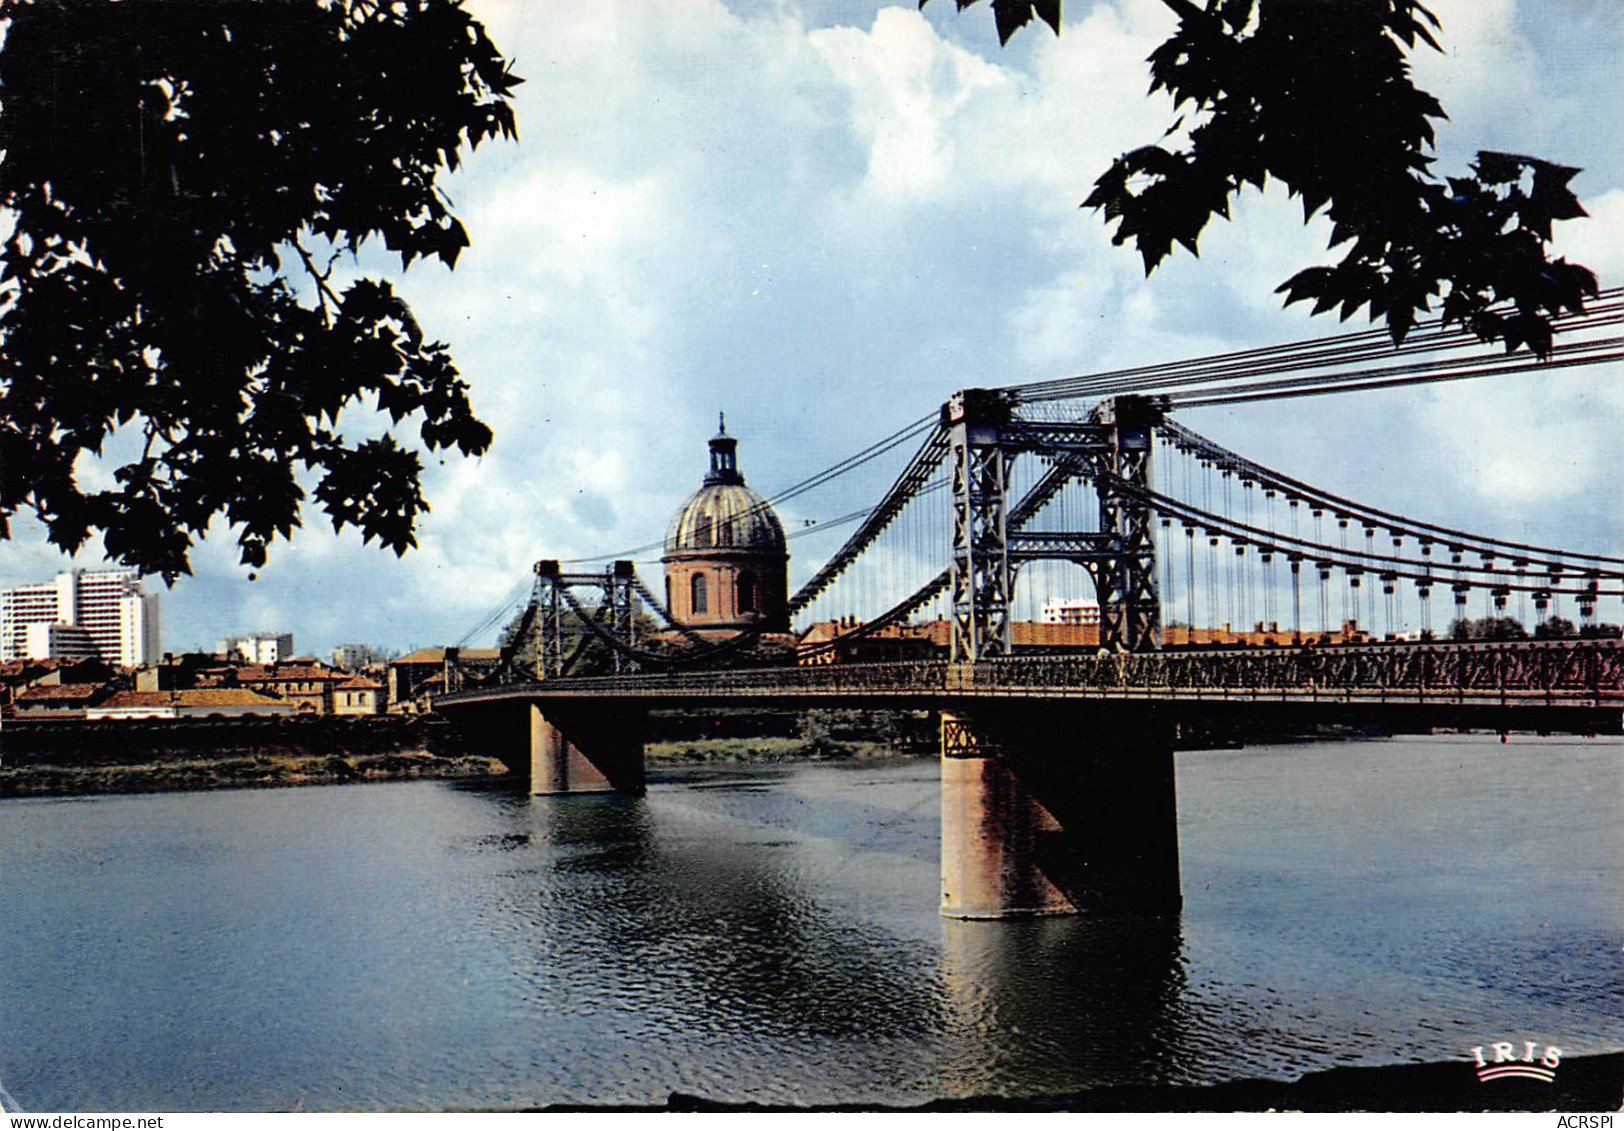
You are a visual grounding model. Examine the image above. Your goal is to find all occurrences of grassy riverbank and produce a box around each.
[0,715,509,798]
[0,712,920,798]
[646,735,902,764]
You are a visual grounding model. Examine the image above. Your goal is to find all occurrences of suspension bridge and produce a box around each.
[434,289,1624,919]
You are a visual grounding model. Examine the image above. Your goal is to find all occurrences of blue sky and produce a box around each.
[4,0,1622,657]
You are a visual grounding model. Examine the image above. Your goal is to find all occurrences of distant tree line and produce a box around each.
[1447,616,1622,642]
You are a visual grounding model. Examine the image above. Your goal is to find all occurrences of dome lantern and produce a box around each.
[705,412,743,486]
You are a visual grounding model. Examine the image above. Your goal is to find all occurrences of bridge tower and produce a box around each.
[518,560,648,796]
[532,560,640,678]
[942,389,1176,917]
[946,388,1015,662]
[945,389,1163,659]
[1090,395,1162,653]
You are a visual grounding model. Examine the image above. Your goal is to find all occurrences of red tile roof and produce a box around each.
[392,648,501,665]
[236,663,341,683]
[94,691,176,709]
[96,689,287,710]
[15,682,106,702]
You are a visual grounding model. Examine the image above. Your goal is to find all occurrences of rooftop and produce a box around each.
[15,682,106,702]
[392,648,501,665]
[97,689,287,709]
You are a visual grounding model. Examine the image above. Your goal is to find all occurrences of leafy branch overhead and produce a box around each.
[941,0,1597,356]
[0,0,519,578]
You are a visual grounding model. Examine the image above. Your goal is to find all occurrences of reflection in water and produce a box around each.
[513,786,945,1036]
[938,915,1187,1097]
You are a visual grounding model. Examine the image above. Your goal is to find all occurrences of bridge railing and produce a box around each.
[968,639,1624,704]
[435,640,1624,707]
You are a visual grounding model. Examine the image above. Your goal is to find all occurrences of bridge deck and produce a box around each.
[435,641,1624,730]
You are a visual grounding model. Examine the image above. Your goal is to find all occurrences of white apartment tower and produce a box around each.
[223,632,295,664]
[1039,598,1102,627]
[0,568,162,667]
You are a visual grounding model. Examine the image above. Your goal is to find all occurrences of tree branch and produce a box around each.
[294,236,342,328]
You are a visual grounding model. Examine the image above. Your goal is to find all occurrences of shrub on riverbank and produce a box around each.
[645,736,903,765]
[0,750,507,799]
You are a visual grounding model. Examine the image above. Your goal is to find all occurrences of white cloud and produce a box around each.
[1555,188,1624,286]
[466,166,670,291]
[1410,0,1532,112]
[811,8,1007,200]
[1416,367,1623,509]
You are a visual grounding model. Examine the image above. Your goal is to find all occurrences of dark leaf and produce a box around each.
[925,0,1061,42]
[1474,150,1529,186]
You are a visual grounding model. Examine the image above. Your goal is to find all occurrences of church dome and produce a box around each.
[664,420,787,556]
[661,416,790,634]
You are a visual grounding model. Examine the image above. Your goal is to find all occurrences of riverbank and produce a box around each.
[646,735,899,764]
[0,715,507,798]
[0,714,913,797]
[0,749,507,798]
[0,735,891,797]
[0,737,903,797]
[0,708,1507,798]
[544,1051,1624,1113]
[0,707,936,797]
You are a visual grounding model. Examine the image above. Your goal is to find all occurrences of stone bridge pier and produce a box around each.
[939,704,1181,918]
[443,693,1180,916]
[456,700,647,795]
[526,704,647,795]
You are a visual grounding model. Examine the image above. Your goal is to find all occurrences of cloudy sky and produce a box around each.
[4,0,1622,658]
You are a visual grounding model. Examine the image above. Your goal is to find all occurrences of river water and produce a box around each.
[0,734,1619,1111]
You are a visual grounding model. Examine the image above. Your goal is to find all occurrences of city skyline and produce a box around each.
[1,0,1620,659]
[0,567,161,668]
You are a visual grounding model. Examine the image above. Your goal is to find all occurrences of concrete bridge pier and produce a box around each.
[939,705,1181,918]
[527,704,647,796]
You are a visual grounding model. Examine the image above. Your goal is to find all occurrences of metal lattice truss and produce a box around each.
[945,388,1165,660]
[1090,397,1162,656]
[949,391,1014,663]
[982,639,1624,699]
[533,560,640,678]
[527,559,778,677]
[453,639,1624,710]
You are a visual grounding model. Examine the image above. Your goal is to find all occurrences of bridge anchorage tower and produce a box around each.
[944,388,1164,661]
[532,559,641,679]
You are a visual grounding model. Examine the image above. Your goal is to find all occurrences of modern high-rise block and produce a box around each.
[0,568,162,667]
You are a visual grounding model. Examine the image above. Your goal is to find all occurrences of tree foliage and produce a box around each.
[1532,615,1575,640]
[938,0,1598,356]
[1451,615,1623,641]
[0,0,518,578]
[1447,615,1527,642]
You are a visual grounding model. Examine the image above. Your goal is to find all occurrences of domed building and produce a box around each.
[663,416,789,634]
